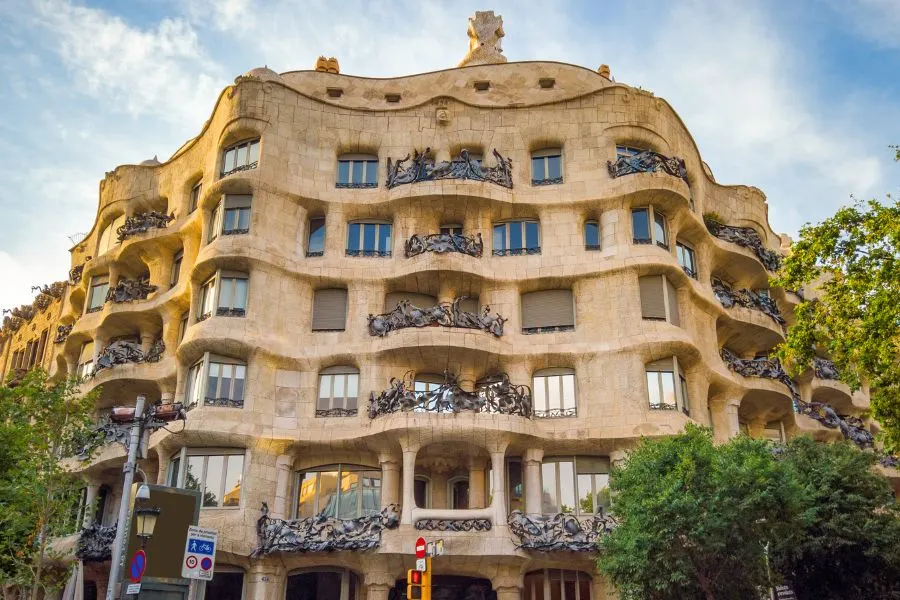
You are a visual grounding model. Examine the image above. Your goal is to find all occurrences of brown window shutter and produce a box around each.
[224,194,252,209]
[384,292,438,312]
[639,276,666,320]
[521,290,575,329]
[312,289,348,330]
[665,278,680,326]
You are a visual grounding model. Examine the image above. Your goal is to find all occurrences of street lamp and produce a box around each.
[133,507,161,547]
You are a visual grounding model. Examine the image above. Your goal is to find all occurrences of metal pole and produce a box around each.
[105,394,146,600]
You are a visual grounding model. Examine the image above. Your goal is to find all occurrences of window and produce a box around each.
[307,217,326,257]
[217,272,249,317]
[493,220,540,256]
[616,145,645,158]
[286,570,359,600]
[764,420,785,443]
[208,202,221,243]
[295,464,381,519]
[177,312,189,344]
[646,357,690,415]
[440,224,463,236]
[198,277,216,320]
[524,569,593,600]
[96,214,126,256]
[676,241,697,279]
[540,457,610,515]
[533,369,577,417]
[167,449,244,508]
[336,154,378,188]
[384,292,437,311]
[221,139,259,177]
[189,182,202,214]
[532,148,563,185]
[87,275,109,313]
[316,367,359,417]
[584,220,600,250]
[312,289,348,331]
[414,477,430,508]
[222,195,252,236]
[202,568,244,600]
[631,206,668,249]
[450,478,470,510]
[413,373,447,412]
[521,289,575,334]
[638,275,680,325]
[171,250,184,287]
[185,354,247,409]
[346,221,392,257]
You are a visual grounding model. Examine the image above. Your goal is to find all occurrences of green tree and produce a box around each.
[771,437,900,600]
[0,369,98,600]
[598,425,798,600]
[771,174,899,451]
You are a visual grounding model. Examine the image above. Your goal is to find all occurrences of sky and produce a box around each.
[0,0,898,310]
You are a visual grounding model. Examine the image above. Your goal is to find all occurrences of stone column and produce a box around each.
[523,448,544,515]
[489,449,508,526]
[139,332,155,356]
[379,454,401,508]
[748,416,766,439]
[271,454,294,519]
[400,446,419,525]
[726,399,741,438]
[494,587,520,600]
[156,453,170,485]
[83,483,100,527]
[245,562,283,600]
[493,574,522,600]
[361,556,395,600]
[468,458,487,509]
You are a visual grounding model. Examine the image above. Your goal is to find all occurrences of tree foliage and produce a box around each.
[597,425,797,600]
[771,194,899,451]
[0,370,98,598]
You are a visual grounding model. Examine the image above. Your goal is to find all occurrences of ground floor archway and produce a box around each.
[390,575,496,600]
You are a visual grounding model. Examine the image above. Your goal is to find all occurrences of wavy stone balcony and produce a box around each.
[705,216,781,271]
[116,210,174,242]
[712,278,785,328]
[606,149,688,182]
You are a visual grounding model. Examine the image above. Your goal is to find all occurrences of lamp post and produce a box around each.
[133,484,161,548]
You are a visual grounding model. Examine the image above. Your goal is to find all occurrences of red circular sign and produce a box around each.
[200,557,213,571]
[415,536,427,559]
[185,556,198,569]
[129,550,147,583]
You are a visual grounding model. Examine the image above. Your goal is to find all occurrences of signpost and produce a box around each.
[181,526,218,581]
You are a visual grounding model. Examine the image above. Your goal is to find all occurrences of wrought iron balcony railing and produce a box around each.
[405,232,483,258]
[704,216,782,272]
[116,211,174,242]
[368,296,505,338]
[386,148,513,189]
[220,161,258,178]
[492,247,541,256]
[105,276,157,304]
[712,278,785,328]
[75,522,116,562]
[813,357,839,380]
[415,518,492,531]
[507,510,617,552]
[93,338,164,375]
[607,150,687,181]
[345,249,391,258]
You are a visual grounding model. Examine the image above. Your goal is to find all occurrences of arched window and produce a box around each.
[524,569,593,600]
[414,476,431,508]
[294,465,381,519]
[336,154,378,188]
[316,366,359,417]
[531,148,563,185]
[533,368,577,418]
[449,476,470,510]
[286,569,360,600]
[646,357,689,415]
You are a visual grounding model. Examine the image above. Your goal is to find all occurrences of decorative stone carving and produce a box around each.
[387,148,513,189]
[367,296,504,338]
[813,357,839,380]
[252,502,399,556]
[106,277,157,303]
[1,315,23,334]
[415,519,491,531]
[54,324,73,344]
[69,263,86,285]
[368,371,532,418]
[405,232,483,258]
[507,510,616,552]
[712,278,785,327]
[116,210,175,242]
[458,11,506,67]
[705,217,782,271]
[607,150,687,182]
[75,522,116,562]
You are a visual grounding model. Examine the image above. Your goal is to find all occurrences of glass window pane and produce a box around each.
[238,208,250,230]
[346,374,359,399]
[223,209,237,232]
[235,144,248,167]
[296,472,317,518]
[220,364,234,399]
[347,223,360,252]
[206,364,219,400]
[248,140,259,164]
[308,218,325,253]
[365,160,378,185]
[378,224,391,252]
[222,455,243,507]
[319,375,332,400]
[333,375,346,399]
[509,221,523,250]
[363,223,376,251]
[508,461,524,512]
[562,375,576,409]
[234,279,248,309]
[223,149,235,173]
[533,377,547,412]
[318,471,339,517]
[415,479,427,508]
[352,161,364,184]
[532,156,545,180]
[525,221,540,249]
[654,212,667,245]
[584,221,599,247]
[203,455,223,507]
[541,462,558,513]
[493,223,506,251]
[647,372,661,407]
[338,470,360,518]
[577,473,594,514]
[559,461,576,513]
[185,456,203,491]
[547,155,561,180]
[547,376,561,410]
[361,471,381,514]
[167,457,180,487]
[232,368,245,402]
[338,161,350,184]
[218,279,233,309]
[632,209,650,240]
[661,372,676,407]
[595,473,611,512]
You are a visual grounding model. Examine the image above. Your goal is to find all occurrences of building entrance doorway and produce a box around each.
[391,575,495,600]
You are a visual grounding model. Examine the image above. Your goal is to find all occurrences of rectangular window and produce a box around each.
[316,370,359,416]
[307,217,326,257]
[221,139,259,177]
[312,289,348,331]
[208,202,221,243]
[77,341,94,379]
[198,277,216,320]
[531,149,563,185]
[171,250,183,287]
[440,224,463,236]
[676,242,697,279]
[646,357,689,414]
[521,289,575,334]
[178,311,189,344]
[617,145,644,158]
[294,465,382,519]
[217,273,248,317]
[533,371,577,417]
[189,182,202,213]
[346,222,392,257]
[639,275,679,325]
[171,451,244,508]
[336,158,378,188]
[541,457,611,516]
[632,206,669,249]
[87,275,109,313]
[205,358,247,408]
[493,220,541,256]
[653,211,669,249]
[584,220,600,250]
[222,195,252,235]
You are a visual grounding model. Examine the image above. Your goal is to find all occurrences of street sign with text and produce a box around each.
[181,525,217,581]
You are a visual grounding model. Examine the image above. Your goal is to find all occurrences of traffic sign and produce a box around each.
[129,550,147,583]
[415,536,427,559]
[426,539,445,557]
[125,583,141,595]
[415,558,426,572]
[181,525,218,581]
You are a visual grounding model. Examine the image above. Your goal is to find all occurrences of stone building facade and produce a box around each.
[3,11,893,600]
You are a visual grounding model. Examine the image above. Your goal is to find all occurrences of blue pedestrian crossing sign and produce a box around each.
[181,525,217,581]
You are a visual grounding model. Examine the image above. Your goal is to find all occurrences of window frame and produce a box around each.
[639,274,680,325]
[584,219,601,251]
[336,154,379,188]
[77,341,94,379]
[167,447,245,509]
[96,214,126,256]
[532,368,577,418]
[307,216,326,257]
[171,249,184,287]
[184,352,247,409]
[177,311,189,344]
[631,206,669,249]
[221,195,252,236]
[439,223,463,236]
[86,275,109,313]
[189,181,202,214]
[345,220,392,257]
[492,219,541,256]
[676,241,697,279]
[540,456,611,516]
[220,138,260,178]
[645,356,690,416]
[315,366,360,417]
[293,463,382,519]
[531,148,563,186]
[216,271,249,317]
[524,569,593,600]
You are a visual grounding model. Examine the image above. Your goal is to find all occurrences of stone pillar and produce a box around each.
[156,453,170,485]
[400,446,419,525]
[361,556,395,600]
[92,334,108,364]
[493,574,522,600]
[431,471,449,509]
[468,458,487,509]
[748,416,766,439]
[366,584,393,600]
[272,454,294,519]
[494,587,520,600]
[523,448,544,515]
[489,449,508,526]
[379,455,401,509]
[245,562,283,600]
[726,400,741,438]
[83,483,100,527]
[139,332,155,356]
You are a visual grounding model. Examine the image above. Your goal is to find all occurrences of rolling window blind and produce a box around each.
[312,289,348,331]
[639,276,667,320]
[521,290,574,329]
